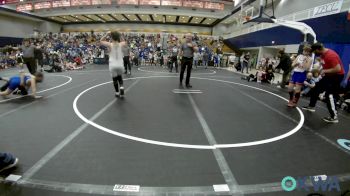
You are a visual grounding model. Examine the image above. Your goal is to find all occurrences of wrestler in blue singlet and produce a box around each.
[8,76,31,91]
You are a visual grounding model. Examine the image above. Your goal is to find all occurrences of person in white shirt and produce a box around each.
[100,31,126,98]
[287,46,313,107]
[228,53,236,68]
[193,52,200,68]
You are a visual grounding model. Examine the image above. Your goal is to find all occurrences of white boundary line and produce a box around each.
[137,67,217,75]
[173,89,202,92]
[188,94,242,195]
[21,79,140,181]
[172,91,203,94]
[73,76,304,149]
[0,75,72,103]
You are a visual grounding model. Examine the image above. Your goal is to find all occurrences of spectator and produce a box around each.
[202,50,209,69]
[0,152,18,173]
[302,71,319,97]
[276,49,292,88]
[193,51,200,68]
[256,66,265,83]
[228,53,236,69]
[241,52,250,74]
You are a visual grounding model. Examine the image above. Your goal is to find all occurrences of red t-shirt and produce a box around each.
[321,49,344,75]
[74,57,82,65]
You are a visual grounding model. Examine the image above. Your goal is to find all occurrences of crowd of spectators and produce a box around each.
[0,32,226,73]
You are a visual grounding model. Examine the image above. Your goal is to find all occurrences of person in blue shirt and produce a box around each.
[0,71,43,99]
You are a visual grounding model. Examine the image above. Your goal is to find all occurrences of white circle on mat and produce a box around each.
[73,76,304,149]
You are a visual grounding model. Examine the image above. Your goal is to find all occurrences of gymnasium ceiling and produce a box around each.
[48,14,218,26]
[1,0,236,26]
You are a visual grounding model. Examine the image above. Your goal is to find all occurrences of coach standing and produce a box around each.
[302,42,345,123]
[179,33,198,88]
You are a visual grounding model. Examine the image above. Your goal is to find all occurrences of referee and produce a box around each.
[179,33,198,88]
[12,39,39,74]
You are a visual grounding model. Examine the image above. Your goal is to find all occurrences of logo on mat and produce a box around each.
[281,176,340,192]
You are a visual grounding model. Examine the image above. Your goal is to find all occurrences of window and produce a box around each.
[91,0,112,5]
[34,1,52,10]
[161,0,182,6]
[140,0,160,6]
[52,0,70,8]
[182,0,203,9]
[16,3,33,11]
[118,0,138,5]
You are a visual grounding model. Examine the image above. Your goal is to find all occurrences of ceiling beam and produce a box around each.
[95,15,106,22]
[121,14,129,21]
[109,14,118,21]
[70,15,83,22]
[58,16,73,22]
[149,14,154,22]
[83,15,95,21]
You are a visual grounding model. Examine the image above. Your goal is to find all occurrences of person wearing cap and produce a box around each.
[302,42,345,123]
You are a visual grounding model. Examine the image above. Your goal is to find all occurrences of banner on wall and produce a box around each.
[313,0,343,18]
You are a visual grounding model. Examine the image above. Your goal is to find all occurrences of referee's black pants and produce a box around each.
[23,57,36,74]
[123,56,131,73]
[180,57,193,85]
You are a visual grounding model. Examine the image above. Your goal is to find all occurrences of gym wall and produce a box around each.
[0,12,61,38]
